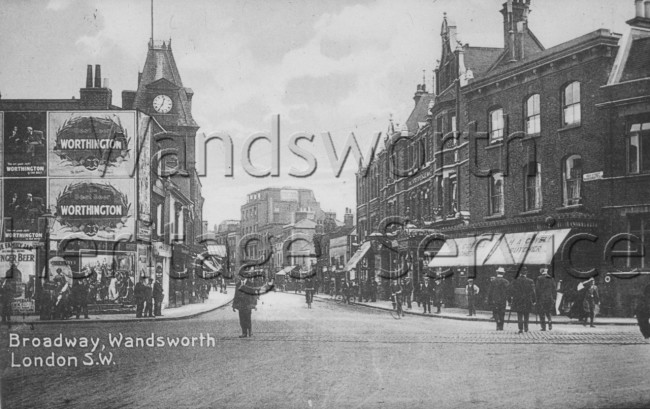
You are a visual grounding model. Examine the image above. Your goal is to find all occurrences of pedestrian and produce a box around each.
[232,278,257,338]
[341,280,350,304]
[432,276,443,314]
[370,279,378,302]
[635,283,650,339]
[0,277,15,325]
[304,276,315,308]
[402,277,413,310]
[389,280,403,317]
[134,276,147,318]
[465,279,479,316]
[535,267,557,331]
[582,278,600,327]
[508,268,536,333]
[418,278,432,314]
[144,278,154,317]
[153,279,164,316]
[71,279,90,319]
[487,267,509,331]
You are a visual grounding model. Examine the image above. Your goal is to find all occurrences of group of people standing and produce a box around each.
[485,266,584,332]
[134,277,164,318]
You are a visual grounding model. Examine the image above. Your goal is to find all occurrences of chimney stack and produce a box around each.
[86,65,93,88]
[500,0,531,62]
[94,64,101,88]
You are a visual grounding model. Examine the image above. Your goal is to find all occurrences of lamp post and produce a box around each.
[38,211,56,318]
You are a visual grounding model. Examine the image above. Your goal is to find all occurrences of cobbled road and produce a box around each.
[1,291,649,409]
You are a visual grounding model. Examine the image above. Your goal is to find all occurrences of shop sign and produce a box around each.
[583,171,603,182]
[153,242,171,258]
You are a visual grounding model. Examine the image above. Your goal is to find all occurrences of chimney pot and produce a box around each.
[86,65,93,88]
[103,78,109,88]
[94,64,101,88]
[636,0,645,17]
[645,0,650,18]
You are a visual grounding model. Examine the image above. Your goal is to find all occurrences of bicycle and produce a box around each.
[390,293,403,320]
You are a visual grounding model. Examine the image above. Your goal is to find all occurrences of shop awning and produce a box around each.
[344,241,372,271]
[206,244,227,257]
[427,234,503,268]
[483,229,572,266]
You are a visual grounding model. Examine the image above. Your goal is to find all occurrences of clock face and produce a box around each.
[152,95,173,113]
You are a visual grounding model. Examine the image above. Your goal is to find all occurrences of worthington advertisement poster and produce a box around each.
[48,178,135,241]
[47,111,136,178]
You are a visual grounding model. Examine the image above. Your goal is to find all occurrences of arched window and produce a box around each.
[489,108,504,143]
[489,173,504,215]
[562,82,581,126]
[563,155,583,206]
[524,162,542,211]
[525,94,541,135]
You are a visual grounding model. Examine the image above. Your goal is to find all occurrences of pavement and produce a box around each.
[3,287,234,326]
[308,291,639,326]
[3,287,639,326]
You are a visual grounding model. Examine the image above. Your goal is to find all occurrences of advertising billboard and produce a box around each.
[3,178,47,241]
[0,242,37,313]
[48,111,136,178]
[137,112,152,220]
[49,178,135,241]
[3,111,47,177]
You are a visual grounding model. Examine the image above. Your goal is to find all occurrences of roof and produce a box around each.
[0,99,122,111]
[405,93,434,133]
[463,46,503,78]
[621,37,650,82]
[466,29,621,90]
[328,225,355,239]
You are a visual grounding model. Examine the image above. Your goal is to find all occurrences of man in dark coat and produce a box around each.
[370,279,378,302]
[416,280,429,313]
[143,278,154,317]
[0,277,15,325]
[508,268,536,333]
[153,279,164,316]
[487,267,509,330]
[134,277,147,318]
[635,283,650,339]
[466,279,479,316]
[71,279,90,319]
[432,277,443,313]
[535,267,557,331]
[341,280,351,304]
[232,279,258,337]
[402,277,413,310]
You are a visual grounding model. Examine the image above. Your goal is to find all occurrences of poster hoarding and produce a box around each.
[49,178,135,241]
[48,111,136,178]
[3,111,47,177]
[3,178,47,241]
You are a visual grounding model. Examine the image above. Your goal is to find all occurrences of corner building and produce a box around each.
[355,0,650,316]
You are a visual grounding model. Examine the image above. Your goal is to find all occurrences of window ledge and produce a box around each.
[484,214,505,221]
[558,124,581,133]
[522,133,541,141]
[516,209,543,217]
[556,204,585,212]
[485,142,503,151]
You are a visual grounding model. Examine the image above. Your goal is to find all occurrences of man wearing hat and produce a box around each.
[134,276,147,318]
[232,278,258,338]
[487,267,509,330]
[508,267,536,333]
[465,279,479,316]
[535,267,557,331]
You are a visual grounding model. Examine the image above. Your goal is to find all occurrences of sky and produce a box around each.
[0,0,632,228]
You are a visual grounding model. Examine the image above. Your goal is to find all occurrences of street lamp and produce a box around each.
[38,210,56,319]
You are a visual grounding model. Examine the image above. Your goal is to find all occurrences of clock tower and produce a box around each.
[123,39,205,303]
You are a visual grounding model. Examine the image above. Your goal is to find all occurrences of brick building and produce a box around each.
[0,36,207,316]
[355,0,650,315]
